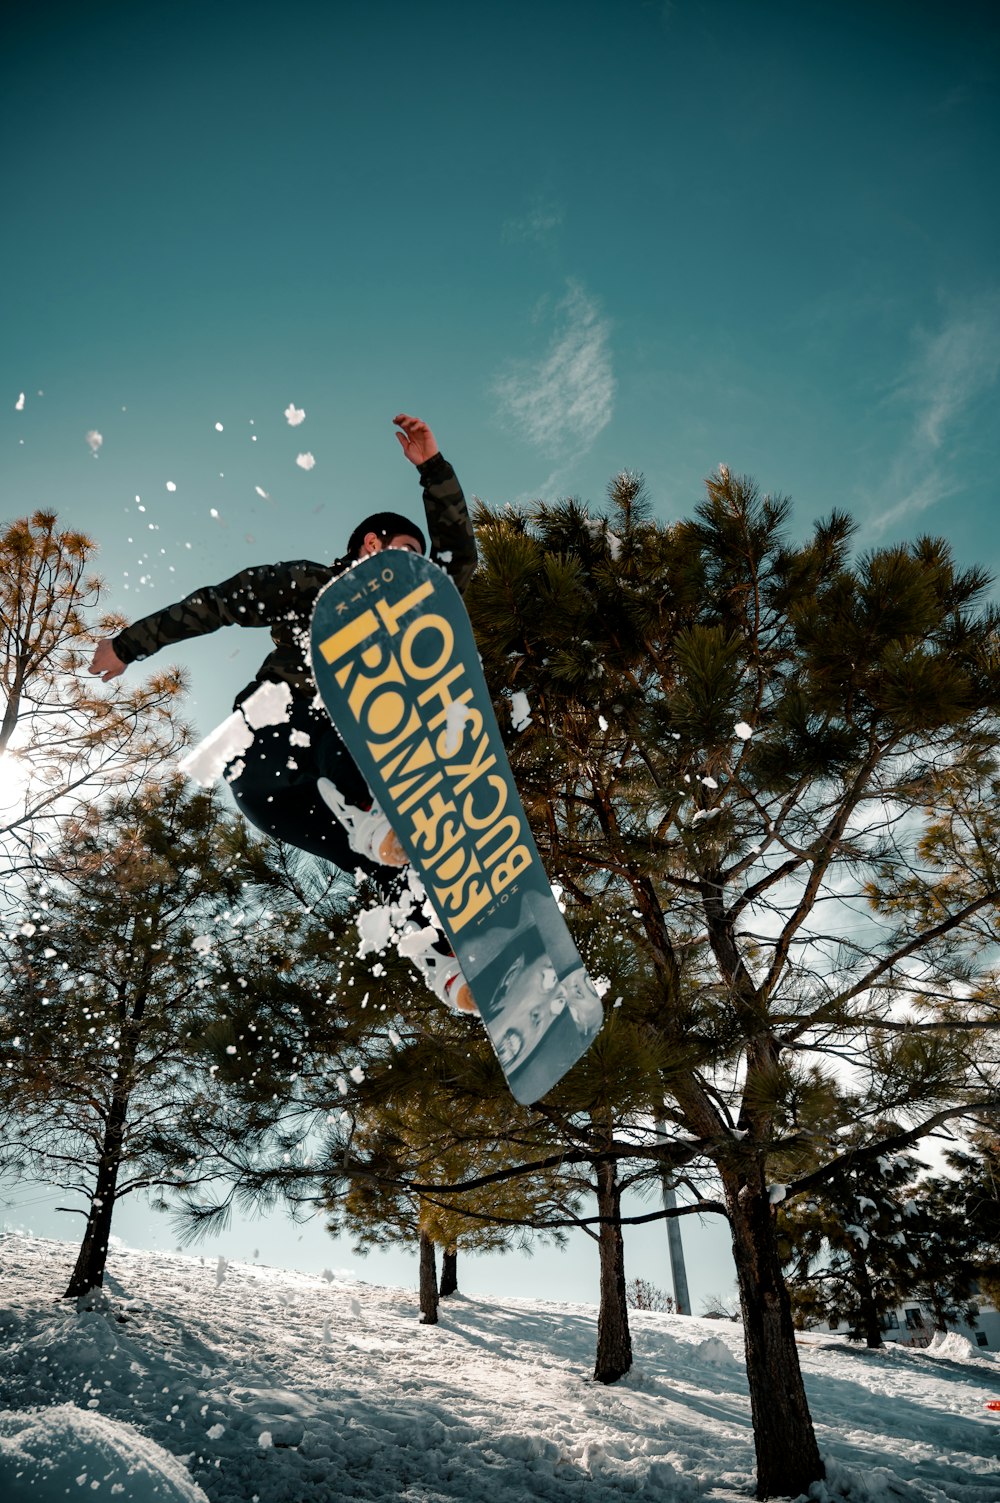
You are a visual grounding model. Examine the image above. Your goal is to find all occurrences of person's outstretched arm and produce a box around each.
[394,413,478,594]
[88,560,327,681]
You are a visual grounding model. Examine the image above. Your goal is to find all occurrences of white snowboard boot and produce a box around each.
[317,778,408,868]
[409,946,475,1014]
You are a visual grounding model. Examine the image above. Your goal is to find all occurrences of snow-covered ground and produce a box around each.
[0,1235,998,1503]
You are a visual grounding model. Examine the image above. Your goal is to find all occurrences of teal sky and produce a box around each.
[3,0,998,1302]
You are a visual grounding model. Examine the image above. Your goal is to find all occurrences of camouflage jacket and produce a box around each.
[112,453,477,705]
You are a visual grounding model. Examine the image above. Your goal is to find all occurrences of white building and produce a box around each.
[825,1292,1000,1351]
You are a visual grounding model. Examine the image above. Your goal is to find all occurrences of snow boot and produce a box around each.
[317,777,408,868]
[410,946,475,1014]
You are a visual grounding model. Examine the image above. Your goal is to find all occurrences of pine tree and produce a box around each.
[0,776,312,1297]
[948,1129,1000,1306]
[900,1171,982,1332]
[778,1132,922,1346]
[184,885,700,1375]
[317,1029,576,1325]
[0,510,184,882]
[308,908,719,1378]
[458,468,1000,1499]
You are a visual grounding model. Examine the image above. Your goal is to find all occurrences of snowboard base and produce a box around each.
[310,553,604,1102]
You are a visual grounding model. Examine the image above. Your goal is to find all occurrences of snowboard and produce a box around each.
[310,552,605,1104]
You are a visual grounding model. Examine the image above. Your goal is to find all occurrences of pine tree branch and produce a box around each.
[784,890,1000,1042]
[784,1100,999,1203]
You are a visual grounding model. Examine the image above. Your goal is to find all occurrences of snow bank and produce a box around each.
[926,1329,993,1363]
[692,1335,741,1367]
[0,1403,209,1502]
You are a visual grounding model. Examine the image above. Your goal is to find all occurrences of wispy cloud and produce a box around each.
[905,305,1000,450]
[867,293,1000,535]
[502,198,564,245]
[492,281,615,456]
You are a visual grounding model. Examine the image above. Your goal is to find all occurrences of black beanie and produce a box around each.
[347,511,426,560]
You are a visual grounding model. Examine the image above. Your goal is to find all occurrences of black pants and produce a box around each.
[227,695,454,969]
[228,696,392,889]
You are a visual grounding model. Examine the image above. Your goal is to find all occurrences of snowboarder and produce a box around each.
[89,413,477,1011]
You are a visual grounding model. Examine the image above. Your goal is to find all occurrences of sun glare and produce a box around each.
[0,751,35,815]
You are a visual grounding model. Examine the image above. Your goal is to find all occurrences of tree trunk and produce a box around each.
[593,1155,632,1383]
[724,1170,825,1499]
[440,1247,458,1297]
[929,1289,949,1333]
[849,1245,884,1349]
[65,1087,129,1299]
[418,1229,439,1324]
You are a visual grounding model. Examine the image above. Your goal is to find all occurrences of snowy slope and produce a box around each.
[0,1233,998,1502]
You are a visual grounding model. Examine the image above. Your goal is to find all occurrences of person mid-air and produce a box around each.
[89,413,477,1011]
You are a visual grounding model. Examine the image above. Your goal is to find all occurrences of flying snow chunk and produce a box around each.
[214,422,224,432]
[443,701,473,755]
[177,684,288,788]
[191,935,214,955]
[242,679,293,729]
[284,403,306,426]
[397,926,438,960]
[296,452,316,471]
[734,722,753,740]
[357,905,395,957]
[254,485,270,499]
[85,430,103,457]
[15,392,25,411]
[179,714,254,787]
[166,481,177,492]
[768,1184,787,1205]
[511,691,532,732]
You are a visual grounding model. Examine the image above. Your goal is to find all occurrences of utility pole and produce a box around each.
[661,1177,691,1315]
[654,1110,691,1314]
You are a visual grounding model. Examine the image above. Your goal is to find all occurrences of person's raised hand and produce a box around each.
[393,413,438,466]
